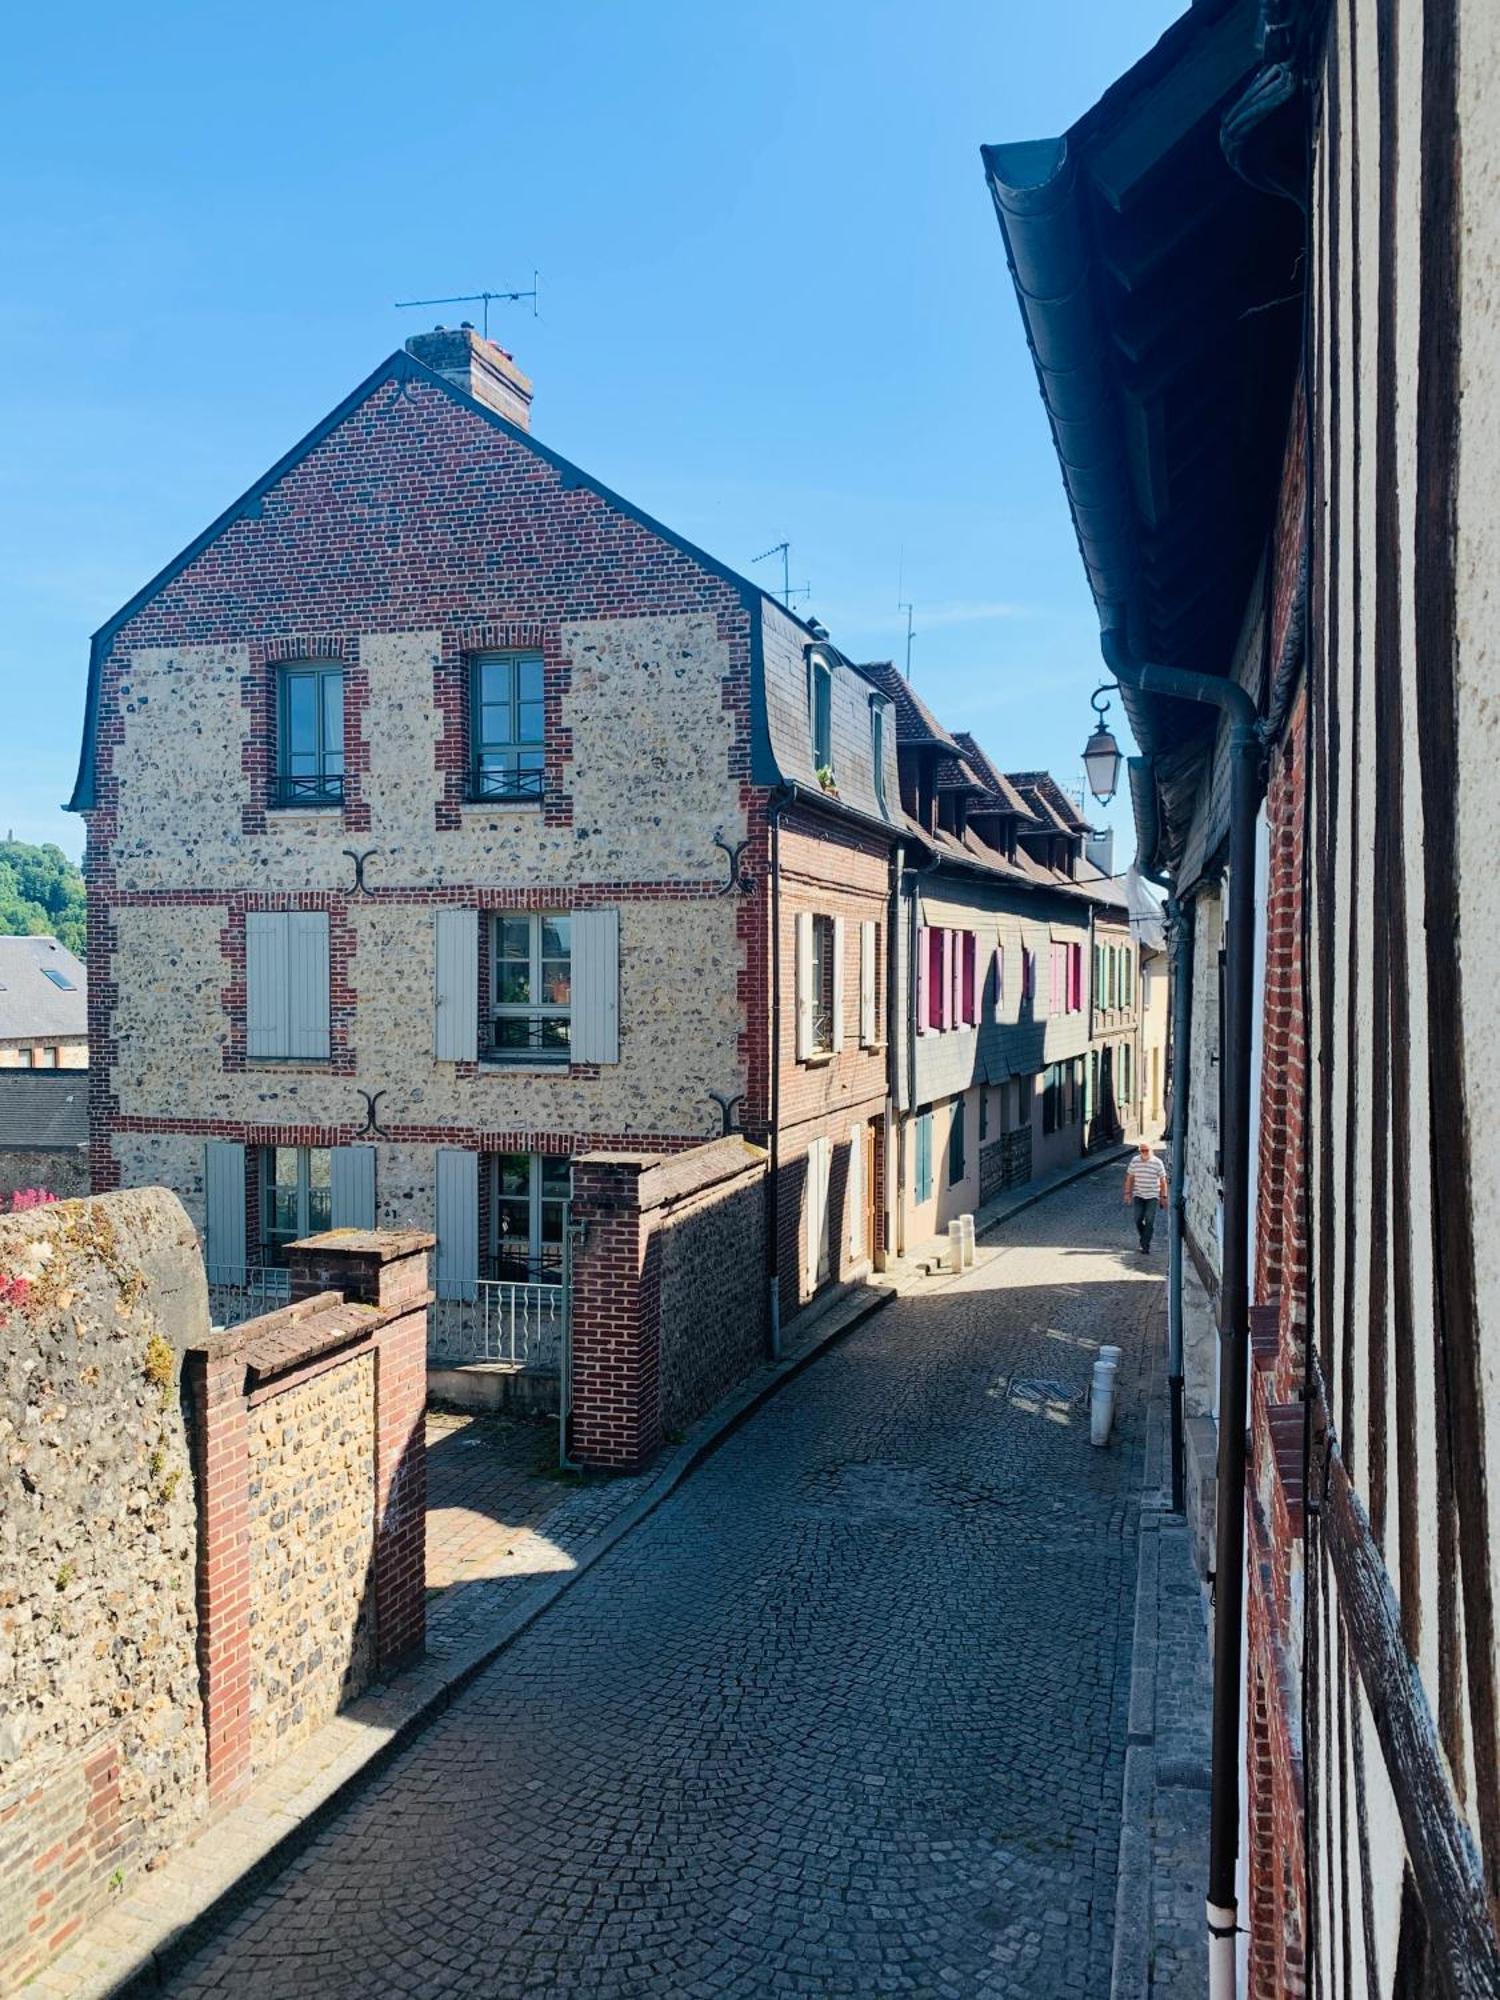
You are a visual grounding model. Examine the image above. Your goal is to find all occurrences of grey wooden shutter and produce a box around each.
[435,1147,478,1302]
[571,908,620,1064]
[434,909,479,1061]
[330,1145,376,1230]
[795,912,814,1060]
[859,921,877,1045]
[287,911,330,1059]
[246,913,290,1058]
[830,917,845,1053]
[203,1140,247,1281]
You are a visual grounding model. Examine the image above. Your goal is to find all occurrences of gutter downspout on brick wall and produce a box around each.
[766,785,794,1360]
[888,840,906,1263]
[1102,629,1262,2000]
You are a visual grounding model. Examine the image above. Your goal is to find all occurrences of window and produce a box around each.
[871,701,889,814]
[929,930,946,1030]
[992,944,1004,1019]
[1043,1062,1066,1134]
[276,664,344,806]
[810,656,833,776]
[979,1090,989,1142]
[246,911,331,1061]
[472,652,545,802]
[810,915,837,1052]
[490,913,571,1063]
[962,933,977,1026]
[39,966,75,992]
[914,1111,933,1203]
[1121,1040,1134,1106]
[489,1152,570,1282]
[260,1146,331,1263]
[1022,948,1036,1006]
[1070,943,1083,1013]
[948,1100,966,1186]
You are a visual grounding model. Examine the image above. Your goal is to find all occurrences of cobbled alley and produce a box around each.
[164,1167,1165,1999]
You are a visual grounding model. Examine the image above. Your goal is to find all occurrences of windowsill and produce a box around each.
[268,799,343,813]
[477,1059,572,1076]
[246,1058,332,1069]
[802,1051,836,1068]
[859,1040,887,1054]
[461,797,544,813]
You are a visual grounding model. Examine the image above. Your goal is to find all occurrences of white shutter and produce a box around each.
[804,1135,831,1288]
[848,1124,863,1258]
[435,1147,478,1303]
[203,1140,247,1282]
[830,917,845,1053]
[330,1145,376,1230]
[434,909,479,1061]
[246,913,290,1058]
[795,911,814,1061]
[287,911,330,1060]
[859,921,877,1046]
[572,909,620,1064]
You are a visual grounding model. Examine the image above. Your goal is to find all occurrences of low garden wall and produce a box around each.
[0,1196,430,1994]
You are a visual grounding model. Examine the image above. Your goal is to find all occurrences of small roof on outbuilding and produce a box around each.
[0,1071,88,1151]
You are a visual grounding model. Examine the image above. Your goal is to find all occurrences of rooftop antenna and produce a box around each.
[395,273,539,340]
[899,601,915,679]
[752,540,810,610]
[895,545,915,679]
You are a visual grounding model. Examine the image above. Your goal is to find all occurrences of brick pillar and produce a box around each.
[186,1340,253,1806]
[569,1155,662,1471]
[287,1231,433,1671]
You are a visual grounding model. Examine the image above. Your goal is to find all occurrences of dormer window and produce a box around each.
[871,700,889,815]
[809,653,833,778]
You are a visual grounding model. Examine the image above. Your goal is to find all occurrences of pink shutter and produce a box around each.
[964,933,977,1024]
[916,925,928,1035]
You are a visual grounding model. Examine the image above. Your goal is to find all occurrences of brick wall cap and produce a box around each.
[637,1136,767,1213]
[288,1228,436,1259]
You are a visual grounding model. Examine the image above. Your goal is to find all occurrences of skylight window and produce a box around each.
[40,968,76,991]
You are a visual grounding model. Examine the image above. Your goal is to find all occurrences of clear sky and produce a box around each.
[2,0,1180,863]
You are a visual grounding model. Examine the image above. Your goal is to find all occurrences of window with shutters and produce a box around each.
[260,1147,331,1263]
[471,652,545,802]
[275,664,344,806]
[488,913,571,1063]
[488,1152,570,1282]
[810,915,836,1054]
[979,1090,988,1142]
[245,911,330,1061]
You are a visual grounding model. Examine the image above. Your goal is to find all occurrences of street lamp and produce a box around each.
[1082,686,1124,804]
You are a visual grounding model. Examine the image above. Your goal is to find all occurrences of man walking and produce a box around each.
[1123,1140,1168,1253]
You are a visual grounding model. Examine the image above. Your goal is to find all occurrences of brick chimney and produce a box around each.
[404,324,533,430]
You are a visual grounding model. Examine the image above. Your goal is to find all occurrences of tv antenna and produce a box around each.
[395,274,539,340]
[752,540,810,611]
[899,601,915,678]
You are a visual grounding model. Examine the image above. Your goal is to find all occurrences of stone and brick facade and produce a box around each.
[71,329,906,1469]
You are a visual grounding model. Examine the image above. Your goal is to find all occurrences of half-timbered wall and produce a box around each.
[1295,0,1500,1988]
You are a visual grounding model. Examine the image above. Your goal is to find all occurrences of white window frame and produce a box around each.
[490,911,571,1065]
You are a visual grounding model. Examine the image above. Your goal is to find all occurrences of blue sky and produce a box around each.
[1,0,1179,862]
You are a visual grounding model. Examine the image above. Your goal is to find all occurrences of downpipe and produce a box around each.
[1103,630,1262,1998]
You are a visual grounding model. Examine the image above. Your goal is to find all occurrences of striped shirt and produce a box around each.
[1125,1154,1168,1201]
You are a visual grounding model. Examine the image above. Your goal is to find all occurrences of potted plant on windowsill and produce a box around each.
[816,764,838,795]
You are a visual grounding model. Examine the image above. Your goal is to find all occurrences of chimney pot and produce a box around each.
[405,325,533,430]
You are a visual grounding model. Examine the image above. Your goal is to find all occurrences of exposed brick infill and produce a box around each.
[186,1230,433,1802]
[568,1139,768,1472]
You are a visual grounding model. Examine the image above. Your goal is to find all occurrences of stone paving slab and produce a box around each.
[31,1282,895,2000]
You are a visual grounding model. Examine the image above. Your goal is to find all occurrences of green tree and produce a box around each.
[0,842,85,956]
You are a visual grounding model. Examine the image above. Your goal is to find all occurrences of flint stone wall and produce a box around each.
[248,1349,376,1771]
[0,1189,209,1992]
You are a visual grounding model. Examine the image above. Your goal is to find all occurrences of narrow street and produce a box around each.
[166,1168,1164,2000]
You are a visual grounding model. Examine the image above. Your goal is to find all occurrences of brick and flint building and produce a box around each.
[69,327,902,1377]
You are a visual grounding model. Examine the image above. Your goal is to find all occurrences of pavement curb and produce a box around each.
[97,1281,898,1998]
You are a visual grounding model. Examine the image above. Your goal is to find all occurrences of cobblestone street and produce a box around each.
[164,1168,1166,1999]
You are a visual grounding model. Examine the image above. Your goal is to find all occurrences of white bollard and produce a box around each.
[948,1220,965,1274]
[1090,1357,1118,1446]
[960,1214,976,1268]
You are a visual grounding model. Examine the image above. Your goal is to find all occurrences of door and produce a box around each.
[864,1120,878,1268]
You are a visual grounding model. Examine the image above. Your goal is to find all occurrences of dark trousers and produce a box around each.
[1133,1196,1158,1250]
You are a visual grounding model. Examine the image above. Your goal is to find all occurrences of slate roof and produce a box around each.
[1006,770,1093,833]
[934,755,989,795]
[951,734,1040,820]
[0,938,88,1043]
[0,1071,88,1151]
[857,664,963,753]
